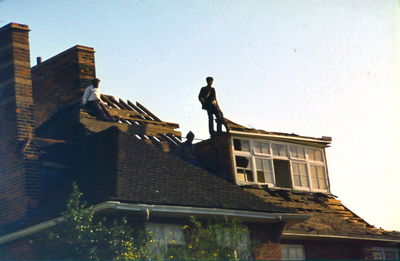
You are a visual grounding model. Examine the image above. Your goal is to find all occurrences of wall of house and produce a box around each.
[195,134,235,182]
[0,238,36,260]
[0,23,40,231]
[250,222,285,260]
[31,45,95,129]
[281,239,366,259]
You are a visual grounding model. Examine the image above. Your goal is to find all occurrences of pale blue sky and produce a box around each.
[2,0,399,231]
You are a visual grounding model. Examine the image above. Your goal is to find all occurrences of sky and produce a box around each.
[1,0,399,231]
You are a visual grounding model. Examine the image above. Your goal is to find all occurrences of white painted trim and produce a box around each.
[229,130,331,146]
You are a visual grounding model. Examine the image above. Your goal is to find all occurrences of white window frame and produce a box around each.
[146,223,184,258]
[281,244,306,260]
[232,137,329,193]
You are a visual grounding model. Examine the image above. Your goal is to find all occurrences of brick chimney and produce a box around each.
[0,23,40,229]
[31,45,96,130]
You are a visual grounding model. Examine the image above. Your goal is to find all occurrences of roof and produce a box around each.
[243,187,400,242]
[43,96,299,215]
[225,119,332,147]
[96,126,295,214]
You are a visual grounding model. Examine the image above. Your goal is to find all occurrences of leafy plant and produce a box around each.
[166,216,251,260]
[33,182,151,260]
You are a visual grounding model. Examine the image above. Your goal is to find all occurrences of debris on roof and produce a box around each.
[244,187,399,240]
[80,94,182,149]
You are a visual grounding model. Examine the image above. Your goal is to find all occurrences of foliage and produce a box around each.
[165,216,251,260]
[33,182,151,260]
[32,183,252,260]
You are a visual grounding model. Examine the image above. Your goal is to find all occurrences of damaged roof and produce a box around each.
[41,97,297,215]
[87,126,295,214]
[243,187,400,241]
[225,119,332,146]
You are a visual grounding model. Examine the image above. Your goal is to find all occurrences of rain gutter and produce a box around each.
[283,232,400,243]
[0,201,308,245]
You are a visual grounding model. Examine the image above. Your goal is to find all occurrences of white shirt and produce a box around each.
[82,85,102,105]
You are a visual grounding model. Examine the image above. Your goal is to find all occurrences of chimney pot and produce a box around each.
[36,57,42,65]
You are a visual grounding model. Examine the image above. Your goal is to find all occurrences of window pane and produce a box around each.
[245,169,253,181]
[299,164,306,174]
[292,162,309,188]
[370,250,383,259]
[317,166,325,178]
[257,171,266,183]
[298,148,305,159]
[310,165,327,190]
[293,175,301,186]
[254,141,270,154]
[236,169,246,182]
[236,156,253,182]
[307,148,323,162]
[315,150,323,162]
[384,251,396,259]
[292,162,299,173]
[233,139,250,152]
[310,165,317,178]
[300,176,309,187]
[261,142,269,154]
[235,156,249,168]
[289,248,297,259]
[255,158,273,183]
[272,144,287,157]
[281,244,305,260]
[290,146,305,159]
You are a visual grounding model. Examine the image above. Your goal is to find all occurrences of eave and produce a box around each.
[282,231,400,244]
[0,201,308,245]
[229,130,331,147]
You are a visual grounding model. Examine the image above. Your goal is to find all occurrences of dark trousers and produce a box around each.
[207,105,227,135]
[86,100,113,121]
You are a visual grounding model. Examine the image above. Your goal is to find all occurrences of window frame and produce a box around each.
[146,223,185,257]
[231,136,329,193]
[368,247,400,260]
[280,244,306,260]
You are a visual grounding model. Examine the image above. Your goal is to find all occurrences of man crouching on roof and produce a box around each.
[82,78,116,122]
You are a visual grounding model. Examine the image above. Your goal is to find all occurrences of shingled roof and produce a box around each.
[116,130,292,212]
[243,181,400,241]
[74,97,297,214]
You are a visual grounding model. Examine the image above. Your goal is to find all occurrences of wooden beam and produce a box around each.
[136,102,162,121]
[127,100,153,120]
[101,95,119,108]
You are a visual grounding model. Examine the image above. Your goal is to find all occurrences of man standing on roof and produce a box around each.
[198,77,229,137]
[82,78,115,121]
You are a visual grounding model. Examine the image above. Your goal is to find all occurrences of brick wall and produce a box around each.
[0,23,40,230]
[31,45,95,129]
[195,134,235,182]
[250,222,284,260]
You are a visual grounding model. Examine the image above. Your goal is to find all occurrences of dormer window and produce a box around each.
[232,137,329,192]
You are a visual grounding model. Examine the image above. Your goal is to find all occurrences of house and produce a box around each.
[0,22,399,260]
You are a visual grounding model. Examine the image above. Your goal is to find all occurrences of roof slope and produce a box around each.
[244,187,400,241]
[110,129,294,213]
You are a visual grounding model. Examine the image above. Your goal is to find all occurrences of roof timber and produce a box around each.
[80,94,182,148]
